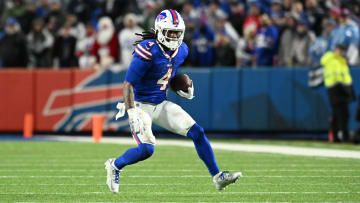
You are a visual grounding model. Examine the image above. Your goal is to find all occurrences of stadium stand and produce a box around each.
[1,0,360,69]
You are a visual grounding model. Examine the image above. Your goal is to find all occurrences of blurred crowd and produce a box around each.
[1,0,360,69]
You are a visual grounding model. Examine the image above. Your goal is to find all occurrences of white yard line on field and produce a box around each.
[0,169,358,172]
[37,135,360,159]
[2,183,360,186]
[1,191,360,195]
[0,175,359,178]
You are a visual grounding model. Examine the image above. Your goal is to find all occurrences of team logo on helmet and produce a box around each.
[156,12,167,22]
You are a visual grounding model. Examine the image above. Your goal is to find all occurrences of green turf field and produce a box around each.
[0,141,359,202]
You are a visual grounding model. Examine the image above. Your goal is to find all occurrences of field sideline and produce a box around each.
[0,137,359,202]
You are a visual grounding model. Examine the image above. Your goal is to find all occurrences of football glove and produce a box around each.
[177,81,194,100]
[115,102,125,120]
[127,108,143,134]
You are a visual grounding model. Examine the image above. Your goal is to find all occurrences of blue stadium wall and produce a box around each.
[165,68,360,132]
[2,68,358,132]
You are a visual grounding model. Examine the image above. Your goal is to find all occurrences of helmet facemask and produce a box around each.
[162,29,184,50]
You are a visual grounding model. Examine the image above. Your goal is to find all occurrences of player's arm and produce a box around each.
[122,80,141,134]
[124,43,152,108]
[122,44,152,133]
[176,44,194,100]
[123,81,135,110]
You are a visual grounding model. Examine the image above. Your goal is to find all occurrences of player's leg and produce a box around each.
[113,106,156,169]
[105,106,155,193]
[152,101,219,175]
[153,101,242,190]
[187,123,220,176]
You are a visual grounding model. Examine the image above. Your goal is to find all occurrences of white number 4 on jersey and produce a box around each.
[157,68,173,90]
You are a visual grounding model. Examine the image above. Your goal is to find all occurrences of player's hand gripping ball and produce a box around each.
[170,74,194,99]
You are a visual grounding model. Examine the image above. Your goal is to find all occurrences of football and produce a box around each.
[169,73,192,92]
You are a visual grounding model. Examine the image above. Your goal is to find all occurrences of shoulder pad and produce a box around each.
[178,42,188,57]
[134,40,156,60]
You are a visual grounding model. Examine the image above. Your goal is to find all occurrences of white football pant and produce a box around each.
[132,100,196,145]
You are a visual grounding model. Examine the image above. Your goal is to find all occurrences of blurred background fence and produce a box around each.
[1,67,359,133]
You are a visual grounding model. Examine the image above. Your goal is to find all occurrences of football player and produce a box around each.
[105,9,242,193]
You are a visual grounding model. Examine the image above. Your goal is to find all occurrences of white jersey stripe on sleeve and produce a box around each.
[135,48,151,60]
[137,44,152,56]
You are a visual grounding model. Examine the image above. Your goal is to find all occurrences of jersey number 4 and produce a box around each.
[157,68,173,90]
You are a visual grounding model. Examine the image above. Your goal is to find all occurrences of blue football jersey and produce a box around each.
[125,39,188,104]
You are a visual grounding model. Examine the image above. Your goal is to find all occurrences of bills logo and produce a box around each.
[156,12,167,22]
[42,70,129,132]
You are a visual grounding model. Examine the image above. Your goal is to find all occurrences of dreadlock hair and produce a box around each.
[133,28,157,47]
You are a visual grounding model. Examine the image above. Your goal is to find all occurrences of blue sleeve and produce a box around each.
[327,29,337,51]
[125,55,152,86]
[268,27,278,49]
[350,26,359,46]
[183,42,189,58]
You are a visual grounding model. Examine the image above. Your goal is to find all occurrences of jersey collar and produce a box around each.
[156,41,179,61]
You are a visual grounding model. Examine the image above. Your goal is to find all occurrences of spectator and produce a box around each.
[204,1,227,31]
[91,16,119,69]
[215,16,240,49]
[214,31,235,66]
[228,0,245,37]
[76,22,95,69]
[36,0,50,18]
[66,14,86,40]
[288,20,315,67]
[271,12,285,35]
[27,18,54,67]
[271,0,283,16]
[329,7,341,22]
[290,1,308,26]
[278,13,297,67]
[53,25,78,68]
[243,2,261,34]
[325,0,341,10]
[45,0,66,36]
[270,1,286,34]
[282,0,293,12]
[236,23,257,67]
[181,2,198,24]
[351,3,360,27]
[118,13,143,69]
[309,19,336,67]
[328,8,360,65]
[304,0,325,36]
[0,18,28,67]
[21,3,38,35]
[181,2,197,66]
[109,0,139,29]
[141,1,159,31]
[67,0,97,23]
[191,22,215,67]
[1,0,26,26]
[1,0,360,69]
[254,13,279,67]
